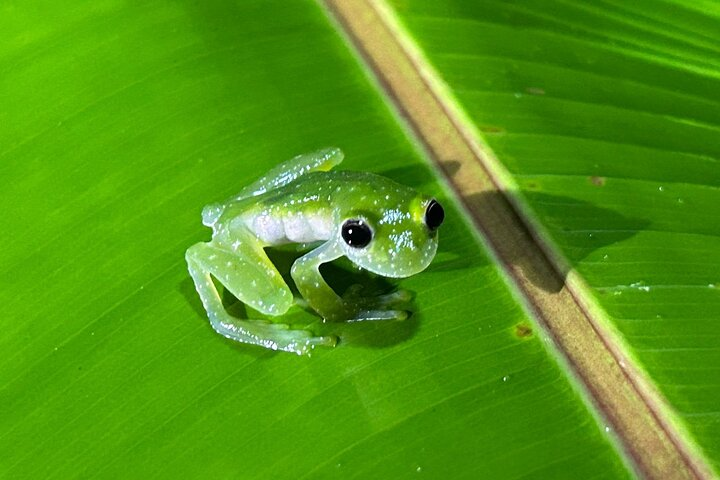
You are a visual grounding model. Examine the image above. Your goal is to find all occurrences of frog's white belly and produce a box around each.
[247,211,333,245]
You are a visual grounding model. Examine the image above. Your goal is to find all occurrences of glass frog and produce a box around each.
[186,148,444,355]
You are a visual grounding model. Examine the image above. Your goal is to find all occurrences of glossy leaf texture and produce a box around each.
[0,1,630,479]
[387,0,720,470]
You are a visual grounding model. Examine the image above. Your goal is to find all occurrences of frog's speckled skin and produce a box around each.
[186,148,443,355]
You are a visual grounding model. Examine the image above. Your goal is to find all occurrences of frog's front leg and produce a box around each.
[186,235,336,355]
[291,241,409,322]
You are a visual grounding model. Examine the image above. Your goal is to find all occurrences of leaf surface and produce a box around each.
[0,1,632,479]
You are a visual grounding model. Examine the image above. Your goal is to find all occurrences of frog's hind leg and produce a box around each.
[203,148,345,228]
[230,147,344,201]
[185,238,336,355]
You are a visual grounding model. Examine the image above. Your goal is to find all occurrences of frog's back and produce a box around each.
[211,170,415,246]
[254,170,415,208]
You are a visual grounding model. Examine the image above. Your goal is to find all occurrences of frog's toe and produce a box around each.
[275,330,337,356]
[377,289,413,306]
[343,288,413,310]
[296,334,338,354]
[349,309,409,322]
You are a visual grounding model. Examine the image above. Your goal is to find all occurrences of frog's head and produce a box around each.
[337,195,444,278]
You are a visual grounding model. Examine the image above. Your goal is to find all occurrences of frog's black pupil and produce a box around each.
[341,220,372,248]
[425,200,444,231]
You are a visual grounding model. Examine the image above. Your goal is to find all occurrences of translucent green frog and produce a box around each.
[186,148,444,355]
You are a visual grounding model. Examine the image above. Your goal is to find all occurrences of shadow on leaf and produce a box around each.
[461,189,648,293]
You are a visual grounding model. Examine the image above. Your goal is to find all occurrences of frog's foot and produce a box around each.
[211,317,336,356]
[343,285,413,308]
[337,286,412,323]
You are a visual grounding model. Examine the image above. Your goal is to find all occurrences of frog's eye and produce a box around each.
[425,199,444,231]
[341,220,372,248]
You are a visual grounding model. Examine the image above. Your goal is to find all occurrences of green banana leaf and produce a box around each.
[2,0,716,478]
